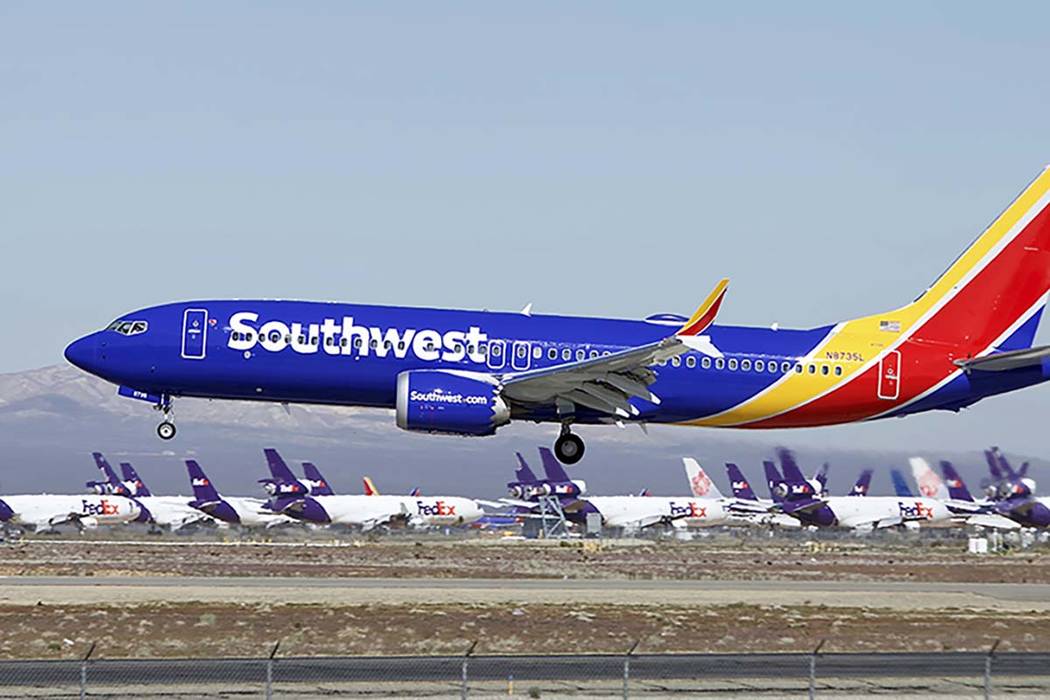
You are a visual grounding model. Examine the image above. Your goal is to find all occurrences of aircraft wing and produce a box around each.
[777,498,827,515]
[954,345,1050,373]
[500,280,728,417]
[964,513,1021,530]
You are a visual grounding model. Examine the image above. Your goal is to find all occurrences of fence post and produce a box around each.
[461,640,477,700]
[265,640,280,700]
[985,638,1000,700]
[623,640,639,700]
[808,639,826,700]
[79,642,95,700]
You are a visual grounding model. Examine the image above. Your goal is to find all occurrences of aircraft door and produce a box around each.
[877,349,901,400]
[486,339,506,370]
[181,309,209,360]
[511,340,532,371]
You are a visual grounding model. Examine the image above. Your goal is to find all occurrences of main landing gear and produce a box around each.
[554,426,585,465]
[155,395,176,441]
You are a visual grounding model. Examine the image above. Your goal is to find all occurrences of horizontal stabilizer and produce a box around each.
[954,345,1050,372]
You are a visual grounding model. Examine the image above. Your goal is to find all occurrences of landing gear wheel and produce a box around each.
[157,421,177,440]
[554,432,585,465]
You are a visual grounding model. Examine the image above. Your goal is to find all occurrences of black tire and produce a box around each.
[157,421,177,440]
[554,433,585,465]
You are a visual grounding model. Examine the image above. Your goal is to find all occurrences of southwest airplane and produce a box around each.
[64,167,1050,464]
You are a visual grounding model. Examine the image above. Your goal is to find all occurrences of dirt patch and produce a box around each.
[4,601,1046,659]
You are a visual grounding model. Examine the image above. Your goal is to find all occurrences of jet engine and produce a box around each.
[396,370,510,436]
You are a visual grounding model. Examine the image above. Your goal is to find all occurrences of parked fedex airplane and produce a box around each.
[764,450,954,530]
[0,491,140,532]
[185,460,293,528]
[260,449,484,529]
[722,463,801,528]
[90,453,212,530]
[64,167,1050,464]
[942,458,1049,528]
[508,448,730,530]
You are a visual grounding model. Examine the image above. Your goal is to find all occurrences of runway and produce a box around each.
[1,576,1048,610]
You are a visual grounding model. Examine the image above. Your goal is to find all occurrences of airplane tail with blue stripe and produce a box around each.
[890,469,914,497]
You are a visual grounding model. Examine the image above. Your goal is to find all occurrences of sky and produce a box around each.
[3,2,1050,456]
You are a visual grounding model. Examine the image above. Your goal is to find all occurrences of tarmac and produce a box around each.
[2,575,1048,610]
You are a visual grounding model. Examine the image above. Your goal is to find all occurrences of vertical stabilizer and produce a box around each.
[683,458,724,499]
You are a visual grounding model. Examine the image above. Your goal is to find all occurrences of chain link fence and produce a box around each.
[0,647,1047,698]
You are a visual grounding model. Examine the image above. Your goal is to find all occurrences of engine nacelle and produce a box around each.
[396,370,510,436]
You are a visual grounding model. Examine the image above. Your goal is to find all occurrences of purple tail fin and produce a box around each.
[186,460,221,502]
[514,453,539,484]
[848,469,873,496]
[776,448,809,486]
[726,463,758,501]
[984,450,1004,480]
[813,462,830,494]
[90,452,125,493]
[301,462,335,496]
[940,461,974,502]
[538,447,571,483]
[264,448,299,482]
[119,462,152,497]
[763,460,784,504]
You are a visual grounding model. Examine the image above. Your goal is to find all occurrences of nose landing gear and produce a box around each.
[554,426,585,465]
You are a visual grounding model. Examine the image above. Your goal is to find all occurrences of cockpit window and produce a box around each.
[106,320,149,336]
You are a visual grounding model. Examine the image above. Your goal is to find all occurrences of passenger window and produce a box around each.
[671,356,681,367]
[808,365,816,374]
[770,362,778,374]
[398,341,406,351]
[741,359,751,371]
[354,338,363,349]
[590,350,599,359]
[562,348,572,361]
[701,357,711,369]
[728,358,738,371]
[533,347,542,359]
[715,358,725,370]
[835,365,843,376]
[340,338,347,347]
[686,356,696,369]
[782,361,791,373]
[370,339,378,349]
[548,348,558,360]
[576,349,585,361]
[517,345,527,358]
[492,344,502,356]
[755,360,764,372]
[821,365,829,376]
[326,337,334,346]
[602,351,611,356]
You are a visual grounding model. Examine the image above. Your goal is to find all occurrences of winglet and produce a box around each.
[677,278,729,336]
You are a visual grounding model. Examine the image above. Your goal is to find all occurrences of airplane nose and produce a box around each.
[64,333,98,372]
